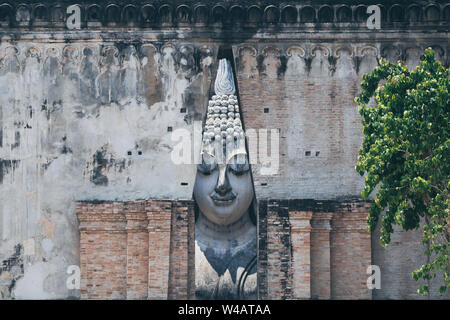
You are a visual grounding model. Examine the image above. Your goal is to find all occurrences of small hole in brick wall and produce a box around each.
[180,108,186,113]
[138,151,142,155]
[167,127,172,132]
[261,183,267,186]
[305,151,311,156]
[264,108,269,113]
[181,182,188,186]
[127,151,132,156]
[315,151,320,157]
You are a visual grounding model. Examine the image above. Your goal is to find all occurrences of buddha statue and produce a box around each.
[193,58,257,300]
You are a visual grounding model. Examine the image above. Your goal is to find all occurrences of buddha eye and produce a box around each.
[228,155,249,176]
[197,155,217,175]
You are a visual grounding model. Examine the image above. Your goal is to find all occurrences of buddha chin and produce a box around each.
[193,165,254,226]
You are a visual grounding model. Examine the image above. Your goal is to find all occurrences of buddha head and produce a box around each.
[193,59,254,226]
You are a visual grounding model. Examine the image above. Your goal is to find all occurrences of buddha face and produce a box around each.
[194,153,254,226]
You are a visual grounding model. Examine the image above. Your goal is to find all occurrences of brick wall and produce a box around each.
[77,200,195,300]
[330,201,372,299]
[258,199,371,300]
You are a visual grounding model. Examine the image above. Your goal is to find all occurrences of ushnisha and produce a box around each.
[201,59,246,164]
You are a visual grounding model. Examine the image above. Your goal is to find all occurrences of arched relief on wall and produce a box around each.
[119,45,141,102]
[141,4,156,25]
[198,45,215,81]
[425,4,441,22]
[336,5,352,23]
[354,5,368,23]
[159,4,173,25]
[16,5,31,25]
[281,5,297,24]
[212,4,226,25]
[285,46,306,79]
[407,5,423,23]
[404,46,423,69]
[1,2,449,28]
[194,5,208,25]
[50,5,65,25]
[264,5,280,24]
[33,4,49,23]
[358,46,379,75]
[381,45,402,62]
[62,46,80,75]
[318,5,334,23]
[43,47,61,80]
[0,3,13,25]
[79,46,99,104]
[122,5,139,26]
[260,46,281,79]
[160,44,178,102]
[309,45,330,78]
[229,5,245,25]
[236,46,258,79]
[430,45,446,65]
[0,46,21,102]
[105,4,121,26]
[247,5,263,25]
[389,4,404,23]
[96,46,120,104]
[140,44,163,106]
[86,4,102,25]
[0,46,20,75]
[300,6,315,23]
[444,5,450,22]
[334,46,355,78]
[23,47,42,102]
[176,5,191,25]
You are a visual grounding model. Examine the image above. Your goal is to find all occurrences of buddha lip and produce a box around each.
[210,193,236,204]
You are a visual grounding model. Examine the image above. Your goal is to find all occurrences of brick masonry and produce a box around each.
[77,200,195,300]
[257,199,371,300]
[78,198,371,300]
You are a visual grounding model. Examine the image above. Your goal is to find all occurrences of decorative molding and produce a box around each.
[0,2,448,29]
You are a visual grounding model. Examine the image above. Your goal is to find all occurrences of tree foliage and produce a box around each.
[355,48,449,295]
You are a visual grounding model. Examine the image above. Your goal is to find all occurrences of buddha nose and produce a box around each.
[215,164,232,196]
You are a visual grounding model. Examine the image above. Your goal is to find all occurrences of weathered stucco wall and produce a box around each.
[0,0,449,299]
[0,41,215,298]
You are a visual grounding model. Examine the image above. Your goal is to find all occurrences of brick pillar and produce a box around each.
[330,201,372,299]
[124,201,148,300]
[146,200,172,300]
[168,201,195,299]
[77,201,127,300]
[289,210,313,299]
[310,212,333,299]
[257,200,268,299]
[266,200,292,299]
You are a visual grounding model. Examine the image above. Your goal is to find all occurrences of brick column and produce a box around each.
[330,201,371,299]
[266,200,292,299]
[168,201,195,299]
[146,200,172,300]
[77,201,127,300]
[289,210,313,299]
[310,212,333,299]
[124,201,148,300]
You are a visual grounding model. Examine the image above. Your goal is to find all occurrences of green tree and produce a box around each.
[355,48,449,296]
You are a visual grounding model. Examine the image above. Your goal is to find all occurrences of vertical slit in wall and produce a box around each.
[217,45,260,298]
